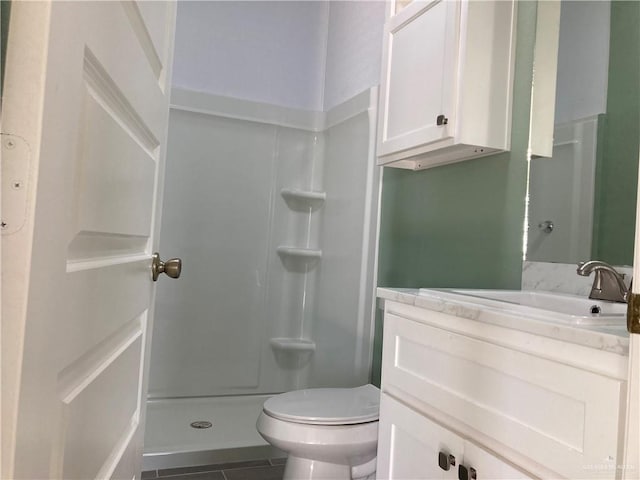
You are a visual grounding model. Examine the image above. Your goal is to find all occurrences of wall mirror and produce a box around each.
[526,0,639,267]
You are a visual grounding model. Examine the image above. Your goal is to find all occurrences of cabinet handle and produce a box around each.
[438,452,456,471]
[436,114,449,126]
[458,464,477,480]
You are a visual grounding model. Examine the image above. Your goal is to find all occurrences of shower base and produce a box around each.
[143,395,283,470]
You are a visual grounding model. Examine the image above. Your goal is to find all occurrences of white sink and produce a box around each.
[418,289,627,325]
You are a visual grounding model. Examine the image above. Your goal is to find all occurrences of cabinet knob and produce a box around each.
[538,220,554,233]
[438,452,456,471]
[436,114,449,126]
[458,464,477,480]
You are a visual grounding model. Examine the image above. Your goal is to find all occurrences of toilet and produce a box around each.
[256,384,380,480]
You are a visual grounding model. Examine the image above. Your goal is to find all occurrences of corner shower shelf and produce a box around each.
[269,337,316,353]
[276,246,322,259]
[280,188,326,203]
[281,188,326,212]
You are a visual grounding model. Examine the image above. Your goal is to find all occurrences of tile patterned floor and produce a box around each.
[142,458,286,480]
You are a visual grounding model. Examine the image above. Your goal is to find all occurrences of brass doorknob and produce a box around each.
[152,252,182,281]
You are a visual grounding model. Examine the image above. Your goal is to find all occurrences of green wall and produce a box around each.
[592,0,640,266]
[371,1,539,386]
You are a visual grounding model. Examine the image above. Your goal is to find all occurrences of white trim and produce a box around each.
[170,87,376,133]
[324,88,375,130]
[355,87,380,379]
[58,320,144,403]
[368,138,384,383]
[528,0,561,158]
[623,341,640,479]
[622,147,640,478]
[1,4,52,477]
[170,87,324,132]
[65,253,149,273]
[95,415,139,480]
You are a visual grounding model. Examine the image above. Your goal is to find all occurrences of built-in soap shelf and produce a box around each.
[280,188,326,202]
[269,337,316,352]
[269,337,315,368]
[276,247,322,271]
[276,246,322,259]
[281,188,326,211]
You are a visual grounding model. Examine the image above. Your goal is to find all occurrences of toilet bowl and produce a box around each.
[256,384,380,480]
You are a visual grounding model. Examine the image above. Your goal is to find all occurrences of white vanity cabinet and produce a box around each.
[377,0,516,170]
[376,298,629,480]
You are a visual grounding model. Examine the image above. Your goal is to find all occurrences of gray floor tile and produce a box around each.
[220,460,272,472]
[223,465,285,480]
[160,471,225,480]
[142,471,158,479]
[268,458,286,466]
[159,460,269,477]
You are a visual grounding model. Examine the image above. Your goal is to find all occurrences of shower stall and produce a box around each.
[142,87,380,469]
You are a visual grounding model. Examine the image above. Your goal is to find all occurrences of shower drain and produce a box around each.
[190,421,213,429]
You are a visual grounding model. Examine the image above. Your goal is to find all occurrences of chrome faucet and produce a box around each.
[577,260,629,303]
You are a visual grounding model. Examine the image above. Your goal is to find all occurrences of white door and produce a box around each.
[1,2,175,479]
[623,147,640,479]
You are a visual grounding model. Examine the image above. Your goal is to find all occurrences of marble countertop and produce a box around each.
[378,288,630,356]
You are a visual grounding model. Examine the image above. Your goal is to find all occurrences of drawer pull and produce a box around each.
[438,452,456,471]
[458,464,477,480]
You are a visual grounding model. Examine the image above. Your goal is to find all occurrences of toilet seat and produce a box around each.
[263,384,380,425]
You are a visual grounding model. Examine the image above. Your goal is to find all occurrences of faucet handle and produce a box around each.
[592,270,604,292]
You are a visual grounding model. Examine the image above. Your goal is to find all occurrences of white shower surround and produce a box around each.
[144,88,379,464]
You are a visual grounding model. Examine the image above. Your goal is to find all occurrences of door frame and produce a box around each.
[1,4,52,476]
[623,148,640,478]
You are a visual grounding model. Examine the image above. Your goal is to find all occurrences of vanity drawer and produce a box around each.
[381,311,626,479]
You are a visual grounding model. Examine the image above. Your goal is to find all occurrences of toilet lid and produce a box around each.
[263,384,380,425]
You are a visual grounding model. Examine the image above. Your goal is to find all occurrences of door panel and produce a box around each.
[60,333,143,480]
[2,2,175,479]
[128,1,171,68]
[69,82,157,262]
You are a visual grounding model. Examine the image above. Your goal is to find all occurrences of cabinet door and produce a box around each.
[377,394,463,480]
[377,0,459,158]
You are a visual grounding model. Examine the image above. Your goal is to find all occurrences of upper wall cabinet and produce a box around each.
[377,0,517,170]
